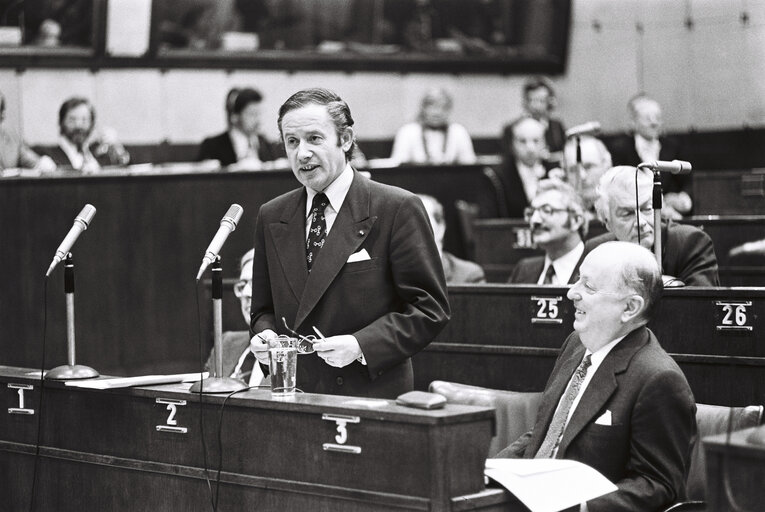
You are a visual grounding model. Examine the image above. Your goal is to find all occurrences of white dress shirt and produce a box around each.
[634,134,661,163]
[538,242,585,285]
[304,163,354,238]
[59,135,99,171]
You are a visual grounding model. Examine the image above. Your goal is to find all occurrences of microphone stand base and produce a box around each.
[45,364,100,380]
[189,376,247,394]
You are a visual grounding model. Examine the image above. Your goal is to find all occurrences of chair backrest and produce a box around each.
[686,403,764,500]
[454,200,481,261]
[429,380,543,457]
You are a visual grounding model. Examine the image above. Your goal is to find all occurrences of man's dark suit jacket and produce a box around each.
[544,117,566,154]
[204,331,250,378]
[495,157,558,218]
[507,251,585,285]
[442,251,485,284]
[585,221,719,286]
[197,131,283,166]
[496,326,697,511]
[250,170,450,398]
[608,133,688,195]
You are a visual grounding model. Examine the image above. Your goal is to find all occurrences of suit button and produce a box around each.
[377,371,383,376]
[336,377,344,385]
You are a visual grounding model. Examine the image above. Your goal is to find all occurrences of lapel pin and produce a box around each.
[358,230,365,236]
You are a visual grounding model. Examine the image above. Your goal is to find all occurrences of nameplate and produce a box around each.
[530,296,564,325]
[7,383,35,415]
[714,300,754,335]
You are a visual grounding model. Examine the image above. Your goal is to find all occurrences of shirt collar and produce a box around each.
[544,241,584,284]
[305,163,354,218]
[586,333,626,370]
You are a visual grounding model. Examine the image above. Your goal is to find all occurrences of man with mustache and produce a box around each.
[587,165,718,287]
[508,179,586,285]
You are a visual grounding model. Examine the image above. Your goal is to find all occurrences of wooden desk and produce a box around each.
[703,427,765,511]
[413,285,765,406]
[692,168,765,216]
[0,365,519,511]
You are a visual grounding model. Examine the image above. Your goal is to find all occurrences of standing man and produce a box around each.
[589,165,719,287]
[508,179,586,285]
[249,88,450,398]
[497,242,697,511]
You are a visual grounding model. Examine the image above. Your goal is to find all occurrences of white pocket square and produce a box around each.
[595,410,612,426]
[347,248,371,263]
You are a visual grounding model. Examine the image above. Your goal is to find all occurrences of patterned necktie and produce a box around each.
[535,354,592,458]
[306,193,329,271]
[542,264,556,285]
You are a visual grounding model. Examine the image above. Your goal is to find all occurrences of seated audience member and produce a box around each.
[496,241,697,512]
[562,134,612,225]
[390,87,476,165]
[39,97,130,173]
[418,194,485,284]
[198,87,284,170]
[204,249,266,386]
[521,76,566,161]
[508,179,586,285]
[0,91,56,172]
[499,117,560,217]
[608,94,691,219]
[589,165,719,287]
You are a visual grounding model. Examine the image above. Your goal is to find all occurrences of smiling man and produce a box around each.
[497,241,697,512]
[508,179,586,285]
[247,88,449,398]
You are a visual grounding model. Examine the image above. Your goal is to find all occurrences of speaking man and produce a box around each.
[248,88,449,398]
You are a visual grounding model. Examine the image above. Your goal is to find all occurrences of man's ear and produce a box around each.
[621,294,645,323]
[340,127,354,152]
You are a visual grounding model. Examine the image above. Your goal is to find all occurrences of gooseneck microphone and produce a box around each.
[565,121,601,138]
[196,204,243,281]
[45,204,97,277]
[637,160,692,174]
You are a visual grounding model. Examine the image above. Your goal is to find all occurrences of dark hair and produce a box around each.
[231,87,263,115]
[523,76,556,98]
[277,88,358,160]
[58,97,95,129]
[225,87,241,116]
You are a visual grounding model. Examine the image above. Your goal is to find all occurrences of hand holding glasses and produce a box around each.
[281,317,319,354]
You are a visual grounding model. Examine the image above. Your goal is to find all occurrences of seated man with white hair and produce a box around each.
[586,165,719,287]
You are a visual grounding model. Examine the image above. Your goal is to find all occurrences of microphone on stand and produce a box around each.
[45,204,97,277]
[637,160,692,174]
[196,204,243,281]
[565,121,601,138]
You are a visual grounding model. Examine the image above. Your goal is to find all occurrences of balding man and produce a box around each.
[496,241,697,512]
[563,135,612,224]
[587,166,718,287]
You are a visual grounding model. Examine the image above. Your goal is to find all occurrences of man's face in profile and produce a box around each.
[61,103,93,147]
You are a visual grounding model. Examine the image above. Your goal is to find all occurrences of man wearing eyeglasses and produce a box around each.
[508,179,587,285]
[587,166,718,287]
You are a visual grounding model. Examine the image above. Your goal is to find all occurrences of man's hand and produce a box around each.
[662,275,685,287]
[313,335,362,368]
[250,329,277,365]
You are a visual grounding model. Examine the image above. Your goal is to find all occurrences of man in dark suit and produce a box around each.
[197,87,284,170]
[608,94,691,219]
[508,179,586,285]
[496,241,697,511]
[522,76,566,160]
[588,165,719,287]
[249,88,450,399]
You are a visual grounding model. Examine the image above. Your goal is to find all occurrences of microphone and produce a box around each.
[45,204,97,277]
[196,204,244,281]
[638,160,692,174]
[565,121,601,138]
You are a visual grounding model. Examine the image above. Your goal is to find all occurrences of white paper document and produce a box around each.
[65,372,208,390]
[485,458,617,512]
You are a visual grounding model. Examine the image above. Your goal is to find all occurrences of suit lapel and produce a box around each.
[294,172,377,329]
[269,189,309,302]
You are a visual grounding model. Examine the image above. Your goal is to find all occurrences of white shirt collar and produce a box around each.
[229,128,260,161]
[541,241,584,285]
[58,135,96,171]
[634,133,661,162]
[305,163,354,219]
[585,334,626,371]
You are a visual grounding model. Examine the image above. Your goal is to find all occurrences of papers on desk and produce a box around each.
[65,372,208,389]
[485,458,617,512]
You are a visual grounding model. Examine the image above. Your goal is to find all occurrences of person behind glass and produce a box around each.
[198,87,285,171]
[587,165,719,287]
[203,249,267,386]
[496,241,697,512]
[39,97,130,173]
[521,76,566,162]
[562,135,612,226]
[248,87,450,399]
[390,87,476,165]
[417,194,485,284]
[0,91,56,173]
[608,94,691,219]
[499,116,562,218]
[508,179,586,285]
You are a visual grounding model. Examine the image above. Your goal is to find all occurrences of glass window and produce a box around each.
[0,0,95,48]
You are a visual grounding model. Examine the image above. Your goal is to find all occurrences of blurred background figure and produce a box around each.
[0,91,56,173]
[38,97,130,173]
[418,194,485,284]
[521,76,566,163]
[204,249,266,386]
[390,87,476,165]
[562,134,612,227]
[198,87,284,171]
[608,94,692,219]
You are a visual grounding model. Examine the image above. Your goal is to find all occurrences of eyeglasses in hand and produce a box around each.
[281,317,318,354]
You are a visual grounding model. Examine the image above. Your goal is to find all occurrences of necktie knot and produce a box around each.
[543,264,556,284]
[312,193,329,213]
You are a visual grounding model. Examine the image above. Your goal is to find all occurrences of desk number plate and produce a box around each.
[530,296,564,325]
[715,300,754,334]
[322,413,361,454]
[155,398,188,434]
[8,383,35,415]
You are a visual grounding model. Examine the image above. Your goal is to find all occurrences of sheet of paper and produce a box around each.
[65,372,208,389]
[485,459,618,512]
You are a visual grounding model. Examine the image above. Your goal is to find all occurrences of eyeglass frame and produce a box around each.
[523,204,574,222]
[233,279,251,297]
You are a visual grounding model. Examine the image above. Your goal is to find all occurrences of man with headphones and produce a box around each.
[521,76,566,162]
